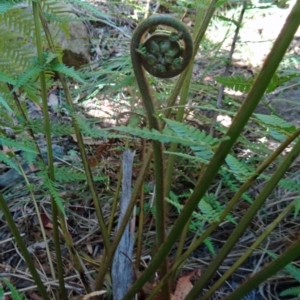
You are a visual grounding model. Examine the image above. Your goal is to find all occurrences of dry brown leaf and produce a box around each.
[171,270,201,300]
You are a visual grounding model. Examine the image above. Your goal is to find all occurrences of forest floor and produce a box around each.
[1,1,300,300]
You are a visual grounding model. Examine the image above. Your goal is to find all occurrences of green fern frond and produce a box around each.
[0,71,16,85]
[14,62,43,90]
[283,260,300,282]
[0,151,20,172]
[254,113,296,133]
[215,72,297,94]
[0,1,22,15]
[0,7,37,74]
[73,114,125,139]
[205,193,237,225]
[41,174,66,215]
[267,73,299,93]
[0,7,35,42]
[0,93,13,112]
[278,178,300,192]
[26,118,74,136]
[54,165,106,183]
[164,118,220,146]
[40,0,72,18]
[220,168,253,203]
[197,199,220,222]
[280,286,300,297]
[163,118,220,159]
[166,197,182,214]
[215,74,253,93]
[22,149,38,166]
[267,250,300,282]
[225,154,254,182]
[0,136,37,154]
[51,62,85,83]
[164,151,210,164]
[203,236,215,255]
[113,123,221,150]
[50,121,74,136]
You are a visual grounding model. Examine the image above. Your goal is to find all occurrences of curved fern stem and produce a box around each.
[94,15,194,295]
[130,14,193,298]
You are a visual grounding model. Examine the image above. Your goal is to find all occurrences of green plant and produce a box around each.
[0,278,25,300]
[1,0,300,299]
[266,250,300,298]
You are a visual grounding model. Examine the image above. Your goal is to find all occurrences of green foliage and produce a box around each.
[167,192,218,254]
[39,170,66,215]
[267,250,300,298]
[0,0,299,299]
[0,136,37,154]
[0,0,88,113]
[225,154,254,182]
[254,113,296,133]
[215,74,254,93]
[280,286,300,297]
[51,61,85,83]
[216,72,299,94]
[54,165,107,183]
[113,119,223,161]
[0,278,25,300]
[0,151,20,173]
[294,198,300,218]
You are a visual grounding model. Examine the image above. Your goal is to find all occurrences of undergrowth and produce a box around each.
[0,0,300,299]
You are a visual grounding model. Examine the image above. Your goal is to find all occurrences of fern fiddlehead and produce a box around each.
[131,14,193,130]
[130,14,193,297]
